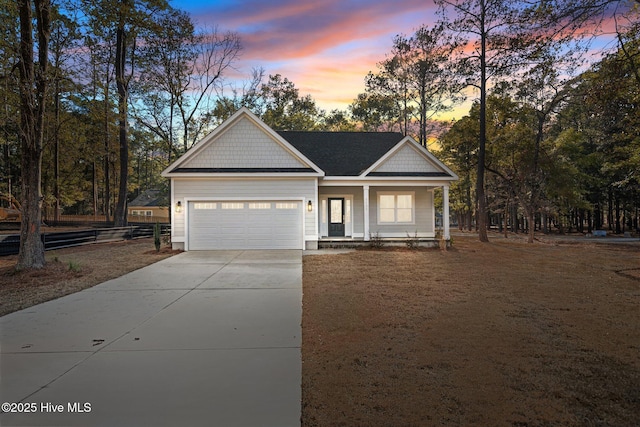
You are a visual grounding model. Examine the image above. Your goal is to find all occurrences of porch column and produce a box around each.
[363,185,370,241]
[443,185,450,240]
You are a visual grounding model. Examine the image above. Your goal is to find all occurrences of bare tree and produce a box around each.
[177,27,241,150]
[113,0,131,227]
[16,0,51,269]
[83,0,173,227]
[436,0,535,242]
[136,21,241,156]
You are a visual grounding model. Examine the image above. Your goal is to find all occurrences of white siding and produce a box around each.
[173,178,316,242]
[370,187,434,236]
[318,187,363,237]
[318,186,434,238]
[182,117,306,169]
[374,145,441,174]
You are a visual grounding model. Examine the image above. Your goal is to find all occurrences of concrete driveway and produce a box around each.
[0,250,302,427]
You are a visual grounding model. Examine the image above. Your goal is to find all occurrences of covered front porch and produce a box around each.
[317,236,444,249]
[316,182,451,245]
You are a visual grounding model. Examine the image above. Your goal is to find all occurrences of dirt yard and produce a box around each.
[0,238,180,316]
[302,235,640,426]
[1,234,638,425]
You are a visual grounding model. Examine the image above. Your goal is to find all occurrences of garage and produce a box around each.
[187,200,303,250]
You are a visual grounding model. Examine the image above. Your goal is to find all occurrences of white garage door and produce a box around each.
[188,201,303,250]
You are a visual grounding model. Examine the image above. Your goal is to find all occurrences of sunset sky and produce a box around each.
[169,0,620,121]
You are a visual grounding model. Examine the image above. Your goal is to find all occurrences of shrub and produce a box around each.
[369,232,384,249]
[153,222,162,252]
[406,231,420,249]
[68,261,82,272]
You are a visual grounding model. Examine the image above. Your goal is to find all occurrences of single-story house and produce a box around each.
[161,107,457,250]
[128,189,169,221]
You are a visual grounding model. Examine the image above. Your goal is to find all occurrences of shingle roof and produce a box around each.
[129,189,165,207]
[277,131,404,176]
[170,167,315,173]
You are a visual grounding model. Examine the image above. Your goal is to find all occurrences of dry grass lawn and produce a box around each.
[1,234,638,426]
[302,235,640,426]
[0,238,180,316]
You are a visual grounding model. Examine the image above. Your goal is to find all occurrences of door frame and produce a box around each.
[328,197,346,237]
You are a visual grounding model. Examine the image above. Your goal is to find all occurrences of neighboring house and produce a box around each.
[161,107,457,250]
[128,189,169,221]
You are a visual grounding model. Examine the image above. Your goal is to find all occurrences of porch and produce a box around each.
[316,183,451,243]
[317,236,443,249]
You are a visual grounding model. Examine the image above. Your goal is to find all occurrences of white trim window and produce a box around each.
[221,202,244,210]
[131,209,153,216]
[276,202,298,209]
[249,202,271,209]
[194,203,216,210]
[377,192,414,224]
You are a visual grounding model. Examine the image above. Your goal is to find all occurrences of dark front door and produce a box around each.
[328,198,345,237]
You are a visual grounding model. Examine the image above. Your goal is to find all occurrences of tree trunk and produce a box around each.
[16,0,50,270]
[92,161,98,219]
[476,0,489,242]
[466,179,473,231]
[113,2,129,227]
[608,188,613,230]
[54,83,60,222]
[504,199,509,238]
[103,93,111,222]
[615,196,621,234]
[527,209,535,243]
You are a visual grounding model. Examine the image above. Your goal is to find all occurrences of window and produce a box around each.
[194,203,216,210]
[249,202,271,209]
[276,202,298,209]
[378,193,414,224]
[221,202,244,210]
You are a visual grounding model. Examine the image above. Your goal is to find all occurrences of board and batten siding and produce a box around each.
[172,177,317,244]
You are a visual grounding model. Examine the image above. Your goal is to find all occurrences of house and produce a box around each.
[161,107,457,250]
[128,189,169,221]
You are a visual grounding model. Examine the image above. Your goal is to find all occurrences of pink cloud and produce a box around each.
[183,0,624,118]
[197,0,437,60]
[189,0,440,111]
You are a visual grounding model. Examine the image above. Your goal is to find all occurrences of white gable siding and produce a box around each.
[182,117,306,169]
[172,178,316,243]
[374,145,441,174]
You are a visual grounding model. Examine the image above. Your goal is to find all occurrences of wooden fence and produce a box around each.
[0,224,170,256]
[43,214,170,224]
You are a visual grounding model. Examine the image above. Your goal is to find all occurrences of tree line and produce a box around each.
[214,0,640,244]
[3,0,639,268]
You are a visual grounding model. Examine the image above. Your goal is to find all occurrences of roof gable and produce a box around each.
[129,189,165,207]
[363,137,459,179]
[278,131,404,176]
[181,116,306,169]
[162,108,323,176]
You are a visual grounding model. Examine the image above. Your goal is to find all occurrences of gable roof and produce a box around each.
[129,189,166,207]
[362,136,459,179]
[161,108,324,177]
[278,131,404,176]
[162,108,456,181]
